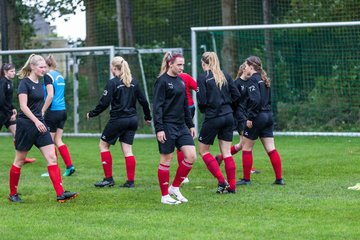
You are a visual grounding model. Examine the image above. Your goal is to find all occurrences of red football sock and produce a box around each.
[48,165,64,196]
[202,153,225,183]
[58,144,73,168]
[176,149,185,165]
[224,156,236,191]
[101,151,113,179]
[231,145,240,155]
[172,160,193,187]
[268,149,283,179]
[217,145,239,162]
[125,155,136,181]
[242,150,253,180]
[158,164,170,196]
[9,164,21,196]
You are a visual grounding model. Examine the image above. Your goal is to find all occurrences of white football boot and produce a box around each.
[168,185,188,203]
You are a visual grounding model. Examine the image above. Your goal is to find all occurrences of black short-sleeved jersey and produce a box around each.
[196,70,240,120]
[88,76,151,121]
[0,76,15,116]
[17,77,44,120]
[153,73,194,133]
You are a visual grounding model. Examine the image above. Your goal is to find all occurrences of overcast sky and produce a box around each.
[53,7,86,40]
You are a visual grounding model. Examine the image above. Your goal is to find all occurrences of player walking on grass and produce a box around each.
[41,55,75,177]
[214,63,260,174]
[237,56,284,186]
[87,56,151,188]
[197,52,240,193]
[176,72,197,184]
[8,54,78,203]
[0,63,36,164]
[153,52,196,205]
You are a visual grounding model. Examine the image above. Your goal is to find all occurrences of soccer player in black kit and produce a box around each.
[87,56,152,188]
[153,52,197,205]
[237,56,284,186]
[8,54,78,202]
[197,51,240,193]
[0,63,17,134]
[0,63,36,164]
[215,63,260,176]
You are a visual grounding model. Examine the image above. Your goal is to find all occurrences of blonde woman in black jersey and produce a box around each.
[197,52,240,193]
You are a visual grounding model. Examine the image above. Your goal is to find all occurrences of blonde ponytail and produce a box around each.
[201,52,226,89]
[45,54,57,68]
[112,56,132,87]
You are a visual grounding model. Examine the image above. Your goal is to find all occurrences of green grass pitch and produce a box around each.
[0,136,360,239]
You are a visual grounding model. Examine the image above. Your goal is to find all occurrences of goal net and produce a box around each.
[191,22,360,136]
[0,46,182,137]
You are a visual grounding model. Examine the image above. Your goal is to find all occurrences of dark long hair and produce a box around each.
[0,63,15,77]
[246,56,270,87]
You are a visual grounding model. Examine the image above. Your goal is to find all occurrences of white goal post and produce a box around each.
[191,21,360,137]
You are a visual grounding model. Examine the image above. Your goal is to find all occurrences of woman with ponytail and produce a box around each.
[214,63,260,174]
[153,52,196,205]
[41,55,75,177]
[87,56,151,188]
[9,54,78,202]
[237,56,284,186]
[197,52,240,194]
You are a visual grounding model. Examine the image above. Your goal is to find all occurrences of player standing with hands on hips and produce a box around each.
[153,52,197,205]
[8,54,78,202]
[87,56,151,188]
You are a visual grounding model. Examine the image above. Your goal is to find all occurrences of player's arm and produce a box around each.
[135,82,152,121]
[196,74,207,113]
[153,79,167,132]
[41,74,54,116]
[87,81,114,118]
[188,75,197,91]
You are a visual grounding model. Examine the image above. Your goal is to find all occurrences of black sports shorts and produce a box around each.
[243,111,274,140]
[157,123,194,154]
[44,110,67,132]
[101,115,138,145]
[198,113,234,145]
[0,112,16,130]
[15,117,53,151]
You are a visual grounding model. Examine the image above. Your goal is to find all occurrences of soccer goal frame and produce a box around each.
[191,21,360,137]
[0,46,182,138]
